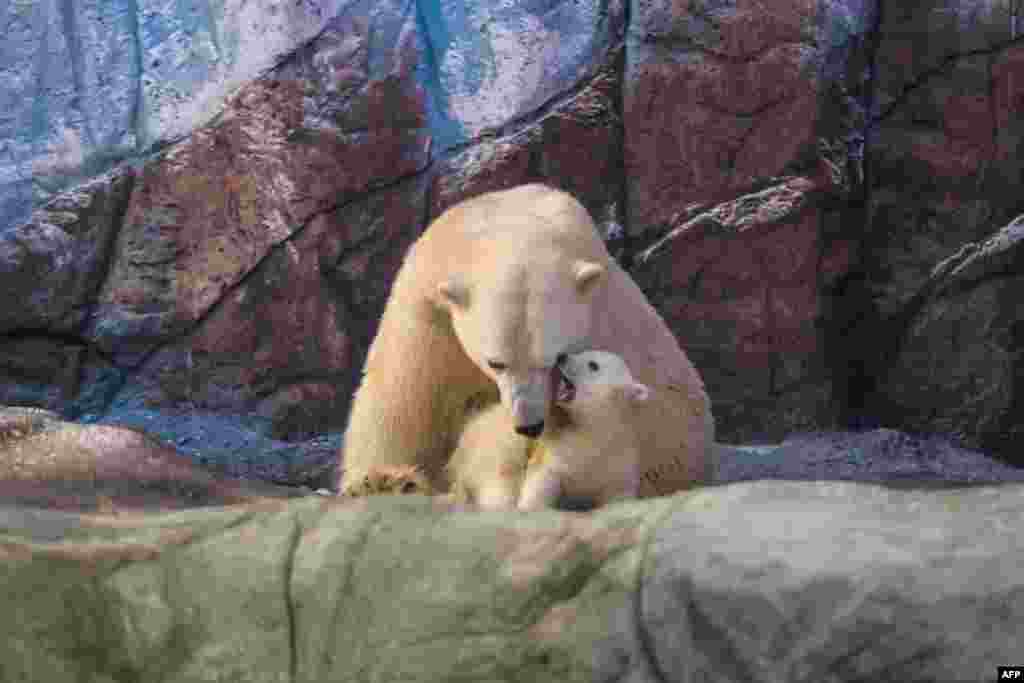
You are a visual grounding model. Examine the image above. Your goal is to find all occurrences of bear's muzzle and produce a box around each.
[515,421,545,438]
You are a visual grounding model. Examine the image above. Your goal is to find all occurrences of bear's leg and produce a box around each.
[518,466,563,511]
[340,319,478,493]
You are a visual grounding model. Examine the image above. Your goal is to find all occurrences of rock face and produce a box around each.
[716,428,1024,486]
[624,0,827,234]
[826,2,1024,459]
[0,406,309,512]
[634,178,855,440]
[877,215,1024,457]
[0,482,1020,682]
[2,0,355,228]
[3,1,431,452]
[1,0,1023,467]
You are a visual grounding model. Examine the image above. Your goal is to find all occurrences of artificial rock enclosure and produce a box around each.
[1,1,1023,681]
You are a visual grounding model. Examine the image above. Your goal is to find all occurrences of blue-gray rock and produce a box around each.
[716,428,1024,486]
[2,0,349,228]
[418,0,625,151]
[0,167,133,333]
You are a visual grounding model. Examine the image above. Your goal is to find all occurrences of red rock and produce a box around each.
[635,177,849,439]
[431,64,623,235]
[136,180,427,437]
[625,0,821,235]
[90,21,430,360]
[994,46,1024,132]
[862,9,1024,318]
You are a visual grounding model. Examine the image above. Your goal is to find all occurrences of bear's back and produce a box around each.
[424,184,607,255]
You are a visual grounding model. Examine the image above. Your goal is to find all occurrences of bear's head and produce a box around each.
[553,350,650,423]
[437,252,605,439]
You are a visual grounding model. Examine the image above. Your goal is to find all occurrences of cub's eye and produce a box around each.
[588,360,600,372]
[400,480,418,494]
[556,353,568,365]
[487,360,507,371]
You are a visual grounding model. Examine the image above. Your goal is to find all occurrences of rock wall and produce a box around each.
[2,0,1023,466]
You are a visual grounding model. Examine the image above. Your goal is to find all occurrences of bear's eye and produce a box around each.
[588,360,600,372]
[487,360,507,371]
[556,353,567,365]
[401,480,418,494]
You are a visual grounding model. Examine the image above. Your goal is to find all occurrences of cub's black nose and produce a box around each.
[515,421,544,438]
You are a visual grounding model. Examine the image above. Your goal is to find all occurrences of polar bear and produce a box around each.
[339,184,714,497]
[447,350,651,511]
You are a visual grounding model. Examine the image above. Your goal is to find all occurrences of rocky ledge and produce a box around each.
[0,481,1020,682]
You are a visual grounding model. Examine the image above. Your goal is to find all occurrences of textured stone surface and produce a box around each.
[2,0,1024,467]
[0,406,307,512]
[4,0,627,228]
[134,178,428,439]
[864,4,1024,319]
[0,169,135,418]
[59,1,432,439]
[418,0,626,151]
[0,481,1021,682]
[624,0,826,237]
[0,335,122,417]
[2,0,361,227]
[0,168,134,334]
[87,69,428,364]
[635,177,855,441]
[716,428,1024,486]
[642,480,1024,682]
[830,2,1024,456]
[876,215,1024,459]
[430,63,626,241]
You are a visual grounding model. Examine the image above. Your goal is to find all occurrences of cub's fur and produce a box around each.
[448,350,650,511]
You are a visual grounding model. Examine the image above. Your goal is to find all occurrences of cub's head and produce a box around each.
[437,253,606,440]
[553,350,650,419]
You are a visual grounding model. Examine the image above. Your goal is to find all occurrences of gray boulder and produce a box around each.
[0,481,1019,682]
[878,214,1024,461]
[717,428,1024,486]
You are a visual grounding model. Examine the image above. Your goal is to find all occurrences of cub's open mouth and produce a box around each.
[554,365,576,404]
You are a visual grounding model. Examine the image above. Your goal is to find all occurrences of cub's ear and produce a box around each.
[626,382,651,402]
[437,278,470,309]
[573,261,605,296]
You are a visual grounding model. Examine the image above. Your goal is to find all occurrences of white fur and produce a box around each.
[340,184,714,497]
[450,350,651,511]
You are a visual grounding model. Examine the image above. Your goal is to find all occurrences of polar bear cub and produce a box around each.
[447,350,650,511]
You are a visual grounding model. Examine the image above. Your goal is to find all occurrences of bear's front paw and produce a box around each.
[342,465,435,498]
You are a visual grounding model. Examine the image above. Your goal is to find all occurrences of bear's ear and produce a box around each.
[437,278,470,309]
[573,261,605,296]
[626,382,651,402]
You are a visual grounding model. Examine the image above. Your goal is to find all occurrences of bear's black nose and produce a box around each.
[515,421,544,438]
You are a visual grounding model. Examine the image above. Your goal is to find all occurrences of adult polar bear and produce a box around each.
[339,184,714,498]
